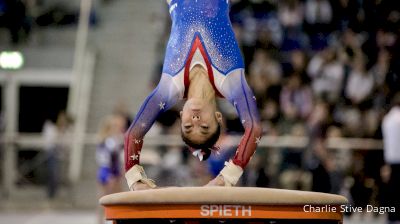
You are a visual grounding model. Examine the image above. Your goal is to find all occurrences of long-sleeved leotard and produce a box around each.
[124,0,262,171]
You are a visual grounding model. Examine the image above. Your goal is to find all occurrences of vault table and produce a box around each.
[100,187,348,224]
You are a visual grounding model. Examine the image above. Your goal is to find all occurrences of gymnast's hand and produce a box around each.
[126,165,157,191]
[205,175,225,187]
[132,181,155,191]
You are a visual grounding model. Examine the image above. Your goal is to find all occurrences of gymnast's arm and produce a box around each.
[124,73,180,189]
[216,70,263,186]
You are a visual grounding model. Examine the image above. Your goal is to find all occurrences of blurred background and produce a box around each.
[0,0,399,223]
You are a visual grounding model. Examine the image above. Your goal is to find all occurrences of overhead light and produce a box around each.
[0,51,24,70]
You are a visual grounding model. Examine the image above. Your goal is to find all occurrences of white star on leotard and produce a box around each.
[134,139,141,144]
[159,101,165,110]
[241,119,246,124]
[130,154,139,161]
[255,137,261,145]
[252,96,257,101]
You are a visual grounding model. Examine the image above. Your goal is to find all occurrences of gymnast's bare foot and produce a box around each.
[132,181,154,191]
[205,175,225,187]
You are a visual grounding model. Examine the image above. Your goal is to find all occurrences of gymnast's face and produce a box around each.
[180,98,222,143]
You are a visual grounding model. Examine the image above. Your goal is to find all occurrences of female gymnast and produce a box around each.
[96,114,125,223]
[125,0,262,190]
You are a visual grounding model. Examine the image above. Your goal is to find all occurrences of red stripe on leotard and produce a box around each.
[183,36,223,98]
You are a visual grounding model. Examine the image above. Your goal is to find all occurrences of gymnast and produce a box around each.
[124,0,262,191]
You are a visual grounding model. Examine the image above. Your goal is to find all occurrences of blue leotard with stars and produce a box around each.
[163,0,244,76]
[124,0,261,172]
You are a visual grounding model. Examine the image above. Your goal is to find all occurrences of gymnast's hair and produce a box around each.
[181,124,221,161]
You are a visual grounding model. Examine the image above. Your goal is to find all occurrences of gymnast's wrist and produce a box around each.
[125,164,157,190]
[219,160,244,186]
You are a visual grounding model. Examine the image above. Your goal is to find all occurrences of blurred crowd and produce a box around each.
[229,0,400,140]
[225,0,400,207]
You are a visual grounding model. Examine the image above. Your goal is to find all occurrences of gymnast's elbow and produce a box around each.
[253,122,263,137]
[246,121,262,138]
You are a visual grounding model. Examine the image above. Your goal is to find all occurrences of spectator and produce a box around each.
[278,0,303,31]
[3,0,30,45]
[331,104,363,138]
[378,164,392,216]
[255,27,280,57]
[304,0,332,28]
[368,49,391,112]
[307,48,344,104]
[248,50,280,109]
[42,111,73,199]
[345,55,374,106]
[249,49,282,85]
[280,74,313,120]
[304,0,333,50]
[382,94,400,223]
[286,50,309,81]
[279,123,311,191]
[96,114,125,224]
[370,49,390,88]
[303,101,332,193]
[96,114,125,192]
[260,100,280,126]
[331,0,362,32]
